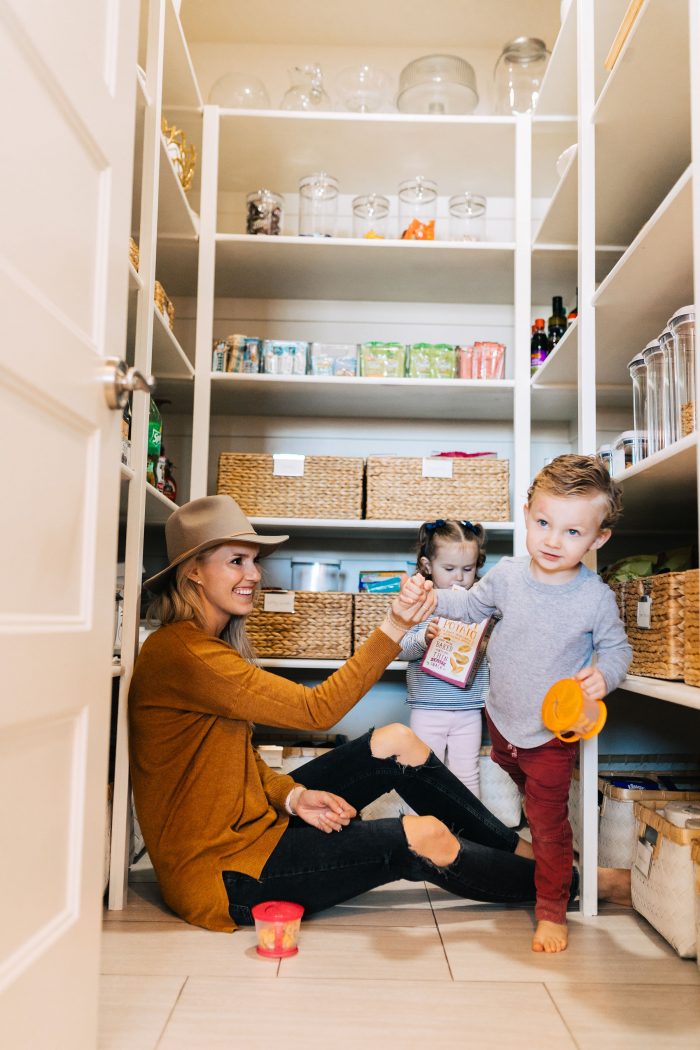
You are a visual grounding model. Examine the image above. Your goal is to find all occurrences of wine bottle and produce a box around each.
[548,295,567,349]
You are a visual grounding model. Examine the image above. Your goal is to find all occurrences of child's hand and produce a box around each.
[399,572,432,606]
[575,666,607,701]
[425,618,440,643]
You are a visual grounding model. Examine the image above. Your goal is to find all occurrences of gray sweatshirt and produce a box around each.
[434,556,632,748]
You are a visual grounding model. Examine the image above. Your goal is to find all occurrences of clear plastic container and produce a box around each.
[627,352,648,464]
[475,341,506,379]
[597,444,613,473]
[494,37,550,115]
[299,172,339,237]
[641,339,667,455]
[611,431,639,475]
[252,900,304,958]
[407,343,456,378]
[398,177,437,240]
[669,304,696,437]
[448,193,486,241]
[360,342,405,377]
[246,189,284,235]
[352,194,389,239]
[261,340,308,375]
[397,54,478,115]
[309,342,358,376]
[658,326,679,445]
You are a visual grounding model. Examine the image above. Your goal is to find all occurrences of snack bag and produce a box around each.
[420,615,496,688]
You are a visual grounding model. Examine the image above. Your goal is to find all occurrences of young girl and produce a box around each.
[399,519,489,797]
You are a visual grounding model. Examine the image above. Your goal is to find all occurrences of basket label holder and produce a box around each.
[264,591,296,613]
[422,457,453,478]
[273,454,305,477]
[636,595,652,629]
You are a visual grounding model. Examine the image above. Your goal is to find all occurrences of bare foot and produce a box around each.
[532,919,568,953]
[514,837,534,861]
[598,866,632,907]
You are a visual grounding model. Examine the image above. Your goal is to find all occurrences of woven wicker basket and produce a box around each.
[684,569,700,687]
[245,591,353,659]
[365,456,510,521]
[610,572,685,680]
[217,453,364,519]
[353,593,392,650]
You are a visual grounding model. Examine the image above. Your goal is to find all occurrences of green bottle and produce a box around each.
[147,397,162,457]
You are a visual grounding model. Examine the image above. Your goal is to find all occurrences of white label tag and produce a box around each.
[264,591,296,613]
[273,454,305,477]
[422,457,453,478]
[634,838,653,878]
[636,596,652,629]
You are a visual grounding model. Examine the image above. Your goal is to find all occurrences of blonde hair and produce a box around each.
[527,454,623,529]
[146,547,258,661]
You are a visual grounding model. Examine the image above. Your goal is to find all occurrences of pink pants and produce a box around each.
[486,712,577,923]
[409,708,483,797]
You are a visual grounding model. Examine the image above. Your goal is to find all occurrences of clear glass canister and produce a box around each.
[448,193,486,241]
[298,172,339,237]
[246,189,284,235]
[398,177,437,240]
[627,352,647,464]
[669,304,696,437]
[658,326,679,445]
[494,37,550,115]
[352,194,389,238]
[641,339,668,455]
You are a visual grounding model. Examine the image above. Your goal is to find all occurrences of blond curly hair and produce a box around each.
[527,454,623,529]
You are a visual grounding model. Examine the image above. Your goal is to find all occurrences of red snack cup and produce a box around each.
[252,900,305,958]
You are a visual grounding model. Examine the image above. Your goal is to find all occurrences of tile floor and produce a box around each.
[100,864,700,1050]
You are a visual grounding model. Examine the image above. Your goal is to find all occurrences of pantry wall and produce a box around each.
[110,0,700,920]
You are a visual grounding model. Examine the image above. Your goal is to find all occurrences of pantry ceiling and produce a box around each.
[181,0,562,48]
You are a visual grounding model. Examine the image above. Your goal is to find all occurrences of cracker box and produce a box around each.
[420,616,495,688]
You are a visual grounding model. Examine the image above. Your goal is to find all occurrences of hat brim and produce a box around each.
[143,531,289,593]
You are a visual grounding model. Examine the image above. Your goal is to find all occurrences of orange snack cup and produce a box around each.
[541,678,607,743]
[252,901,304,958]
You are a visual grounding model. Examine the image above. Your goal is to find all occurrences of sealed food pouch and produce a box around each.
[420,615,496,688]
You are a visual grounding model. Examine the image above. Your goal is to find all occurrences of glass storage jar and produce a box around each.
[246,189,284,235]
[280,64,330,110]
[352,194,389,238]
[627,352,648,464]
[398,177,437,240]
[642,339,670,455]
[298,172,339,237]
[494,37,550,115]
[448,193,486,241]
[658,326,679,445]
[669,304,696,437]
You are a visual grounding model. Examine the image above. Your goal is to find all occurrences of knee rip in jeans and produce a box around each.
[400,814,461,872]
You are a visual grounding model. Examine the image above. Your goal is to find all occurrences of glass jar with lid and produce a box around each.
[352,194,390,239]
[448,193,486,241]
[280,64,330,111]
[627,352,648,464]
[398,176,437,240]
[246,188,284,235]
[658,326,679,445]
[298,172,339,237]
[641,339,669,456]
[494,37,550,115]
[668,304,696,437]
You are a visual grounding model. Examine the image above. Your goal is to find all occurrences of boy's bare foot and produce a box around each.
[532,919,568,953]
[514,837,534,860]
[598,866,632,907]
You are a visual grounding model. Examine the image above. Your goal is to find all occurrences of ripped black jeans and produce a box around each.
[223,730,578,926]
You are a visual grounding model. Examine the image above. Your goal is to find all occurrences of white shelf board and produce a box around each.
[163,0,202,109]
[152,308,194,379]
[136,67,150,110]
[612,433,698,526]
[120,462,135,483]
[531,318,578,387]
[593,166,694,385]
[128,262,143,292]
[210,373,515,420]
[215,234,516,304]
[145,482,178,524]
[535,0,577,117]
[132,123,200,239]
[532,245,624,303]
[618,676,700,712]
[111,659,124,678]
[533,146,577,246]
[250,517,515,539]
[217,111,518,196]
[593,0,691,245]
[259,659,408,672]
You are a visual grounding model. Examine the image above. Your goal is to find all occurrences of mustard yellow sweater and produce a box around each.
[128,619,400,931]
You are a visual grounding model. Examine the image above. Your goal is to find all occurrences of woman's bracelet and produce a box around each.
[285,784,306,815]
[385,610,411,633]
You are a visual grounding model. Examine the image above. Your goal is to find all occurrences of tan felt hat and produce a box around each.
[144,495,288,592]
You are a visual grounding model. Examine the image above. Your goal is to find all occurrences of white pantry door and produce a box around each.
[0,1,139,1047]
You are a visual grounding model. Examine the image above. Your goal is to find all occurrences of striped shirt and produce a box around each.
[399,619,489,711]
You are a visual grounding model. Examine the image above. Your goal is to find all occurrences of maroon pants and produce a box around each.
[486,712,578,924]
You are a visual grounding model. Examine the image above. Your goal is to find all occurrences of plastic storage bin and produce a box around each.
[669,305,696,437]
[642,338,671,454]
[299,172,338,237]
[309,342,358,376]
[627,352,648,463]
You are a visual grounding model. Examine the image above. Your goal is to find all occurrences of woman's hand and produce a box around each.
[574,665,607,702]
[294,789,357,833]
[380,583,436,642]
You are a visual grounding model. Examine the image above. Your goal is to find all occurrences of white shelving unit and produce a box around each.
[250,517,515,539]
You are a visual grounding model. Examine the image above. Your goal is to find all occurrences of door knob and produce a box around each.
[103,357,156,410]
